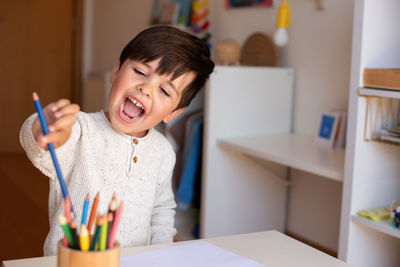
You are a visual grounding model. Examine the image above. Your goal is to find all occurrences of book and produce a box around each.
[363,68,400,91]
[357,207,391,221]
[315,110,347,148]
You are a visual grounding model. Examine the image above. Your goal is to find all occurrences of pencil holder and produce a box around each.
[57,240,120,267]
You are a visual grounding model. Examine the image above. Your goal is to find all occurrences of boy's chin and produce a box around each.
[111,121,148,137]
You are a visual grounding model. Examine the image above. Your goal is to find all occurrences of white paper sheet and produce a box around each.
[120,241,266,267]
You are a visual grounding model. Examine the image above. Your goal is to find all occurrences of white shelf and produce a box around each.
[217,133,345,182]
[359,87,400,99]
[351,215,400,239]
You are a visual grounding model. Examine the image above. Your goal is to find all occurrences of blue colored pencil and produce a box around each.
[32,92,75,217]
[81,193,89,226]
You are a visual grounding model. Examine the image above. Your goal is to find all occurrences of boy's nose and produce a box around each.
[138,85,152,97]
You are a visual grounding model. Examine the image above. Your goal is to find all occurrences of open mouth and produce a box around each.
[120,97,145,122]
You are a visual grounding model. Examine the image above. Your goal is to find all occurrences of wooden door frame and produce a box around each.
[71,0,83,105]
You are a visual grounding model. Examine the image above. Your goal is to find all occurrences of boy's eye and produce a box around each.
[160,87,170,97]
[134,68,146,76]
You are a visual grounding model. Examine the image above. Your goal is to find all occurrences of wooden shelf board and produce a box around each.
[217,133,345,182]
[351,215,400,239]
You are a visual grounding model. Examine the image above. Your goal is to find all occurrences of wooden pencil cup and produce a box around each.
[57,240,120,267]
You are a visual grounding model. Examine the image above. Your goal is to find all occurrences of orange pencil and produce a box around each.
[87,191,99,233]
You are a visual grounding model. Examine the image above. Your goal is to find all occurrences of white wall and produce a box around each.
[84,0,354,252]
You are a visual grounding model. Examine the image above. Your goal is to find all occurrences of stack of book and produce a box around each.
[379,127,400,144]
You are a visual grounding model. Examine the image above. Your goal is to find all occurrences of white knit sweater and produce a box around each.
[20,111,177,256]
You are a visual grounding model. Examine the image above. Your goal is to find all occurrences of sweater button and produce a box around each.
[133,156,138,163]
[133,138,138,144]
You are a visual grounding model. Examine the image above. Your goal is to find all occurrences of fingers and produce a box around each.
[51,99,72,112]
[53,103,80,119]
[37,128,72,149]
[48,114,77,133]
[36,99,80,149]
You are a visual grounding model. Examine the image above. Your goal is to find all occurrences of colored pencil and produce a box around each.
[58,213,74,247]
[108,192,117,215]
[70,220,80,250]
[107,193,117,237]
[79,225,90,251]
[32,92,75,217]
[90,215,103,251]
[87,192,99,233]
[99,215,108,251]
[106,213,114,249]
[108,201,124,248]
[64,196,71,222]
[81,193,90,226]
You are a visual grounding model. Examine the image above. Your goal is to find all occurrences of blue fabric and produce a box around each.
[177,116,203,210]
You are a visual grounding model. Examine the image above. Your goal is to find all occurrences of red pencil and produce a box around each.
[108,201,124,248]
[87,192,99,233]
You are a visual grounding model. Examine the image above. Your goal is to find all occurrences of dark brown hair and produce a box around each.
[119,25,215,109]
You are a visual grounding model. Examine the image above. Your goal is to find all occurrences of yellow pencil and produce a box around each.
[80,225,90,251]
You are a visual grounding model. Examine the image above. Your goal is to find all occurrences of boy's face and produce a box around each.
[107,58,194,137]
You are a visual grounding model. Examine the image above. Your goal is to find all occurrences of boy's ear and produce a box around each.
[163,108,185,124]
[110,58,120,83]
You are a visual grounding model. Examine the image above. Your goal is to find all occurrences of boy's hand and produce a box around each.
[32,99,80,149]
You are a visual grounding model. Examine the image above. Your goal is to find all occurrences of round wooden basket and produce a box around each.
[240,33,279,67]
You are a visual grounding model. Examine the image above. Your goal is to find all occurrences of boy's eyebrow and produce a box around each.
[137,61,178,94]
[167,80,177,93]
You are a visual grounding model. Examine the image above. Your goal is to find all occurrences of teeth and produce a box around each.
[128,97,144,110]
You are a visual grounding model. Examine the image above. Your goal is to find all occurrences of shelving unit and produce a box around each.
[351,215,400,239]
[359,87,400,99]
[338,1,400,266]
[217,133,345,182]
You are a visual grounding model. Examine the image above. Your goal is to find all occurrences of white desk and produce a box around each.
[3,231,350,267]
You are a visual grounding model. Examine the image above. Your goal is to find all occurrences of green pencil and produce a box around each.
[99,215,108,251]
[58,213,74,247]
[90,216,103,251]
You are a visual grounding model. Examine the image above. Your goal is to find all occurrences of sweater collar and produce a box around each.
[99,110,154,143]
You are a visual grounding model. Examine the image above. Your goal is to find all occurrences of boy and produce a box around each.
[20,25,214,255]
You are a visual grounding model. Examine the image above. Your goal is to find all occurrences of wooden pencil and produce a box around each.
[64,196,71,222]
[106,213,113,249]
[99,215,108,251]
[70,220,80,250]
[108,201,124,248]
[58,213,74,248]
[79,225,90,251]
[32,92,75,218]
[87,191,99,233]
[90,215,103,251]
[81,193,90,226]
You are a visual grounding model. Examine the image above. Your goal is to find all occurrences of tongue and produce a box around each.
[123,99,143,118]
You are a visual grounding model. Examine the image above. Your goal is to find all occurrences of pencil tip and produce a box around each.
[86,193,90,200]
[32,92,39,100]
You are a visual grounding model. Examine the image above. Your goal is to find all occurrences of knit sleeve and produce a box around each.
[150,152,177,245]
[19,113,82,181]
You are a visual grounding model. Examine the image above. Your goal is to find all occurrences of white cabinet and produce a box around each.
[338,1,400,266]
